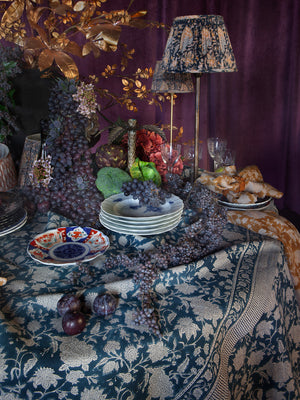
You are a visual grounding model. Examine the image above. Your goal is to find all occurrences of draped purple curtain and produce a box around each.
[3,0,296,213]
[77,0,299,214]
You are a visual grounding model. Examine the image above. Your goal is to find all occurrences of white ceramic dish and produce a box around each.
[100,214,181,235]
[27,226,110,265]
[101,193,183,220]
[218,196,272,210]
[0,209,27,237]
[100,208,182,226]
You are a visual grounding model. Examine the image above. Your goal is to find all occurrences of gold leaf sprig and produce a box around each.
[96,64,169,113]
[0,0,159,79]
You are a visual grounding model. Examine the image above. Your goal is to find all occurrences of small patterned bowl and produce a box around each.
[27,226,110,265]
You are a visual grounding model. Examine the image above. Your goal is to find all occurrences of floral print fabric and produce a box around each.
[0,212,299,399]
[228,209,300,304]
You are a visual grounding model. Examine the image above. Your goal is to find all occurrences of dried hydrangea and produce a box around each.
[29,155,53,188]
[73,82,97,119]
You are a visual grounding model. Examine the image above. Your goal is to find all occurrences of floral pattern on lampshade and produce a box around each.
[161,15,238,73]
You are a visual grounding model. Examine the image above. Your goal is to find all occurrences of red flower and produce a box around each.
[135,129,164,159]
[123,129,183,181]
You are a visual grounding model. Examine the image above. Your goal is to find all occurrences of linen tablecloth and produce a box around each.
[0,212,299,399]
[228,208,300,304]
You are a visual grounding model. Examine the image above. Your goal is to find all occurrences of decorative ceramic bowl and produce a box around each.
[27,226,110,265]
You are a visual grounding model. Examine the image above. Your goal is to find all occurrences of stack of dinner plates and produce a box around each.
[100,193,183,235]
[0,191,27,237]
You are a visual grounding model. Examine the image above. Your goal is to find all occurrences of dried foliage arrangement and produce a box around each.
[0,0,169,116]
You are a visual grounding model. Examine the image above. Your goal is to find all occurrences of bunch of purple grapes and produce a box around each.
[162,173,193,200]
[122,179,171,208]
[23,78,103,227]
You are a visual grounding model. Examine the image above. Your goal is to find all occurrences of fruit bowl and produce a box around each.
[27,226,110,265]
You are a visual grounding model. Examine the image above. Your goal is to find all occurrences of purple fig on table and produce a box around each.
[57,293,82,316]
[62,311,86,335]
[93,293,118,316]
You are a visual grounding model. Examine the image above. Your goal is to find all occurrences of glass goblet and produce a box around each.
[207,137,227,171]
[220,148,236,168]
[160,143,181,176]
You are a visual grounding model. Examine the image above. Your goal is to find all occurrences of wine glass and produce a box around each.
[160,143,181,176]
[220,148,236,167]
[207,137,227,171]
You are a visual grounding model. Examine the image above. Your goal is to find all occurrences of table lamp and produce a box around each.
[151,60,194,147]
[161,15,237,178]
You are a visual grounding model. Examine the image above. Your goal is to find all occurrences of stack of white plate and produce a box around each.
[0,191,27,237]
[100,193,183,235]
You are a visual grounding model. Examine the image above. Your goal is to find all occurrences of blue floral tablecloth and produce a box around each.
[0,211,299,400]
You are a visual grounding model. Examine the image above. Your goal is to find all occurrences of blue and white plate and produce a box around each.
[27,226,110,265]
[218,196,272,210]
[100,212,181,235]
[0,208,27,237]
[101,193,183,220]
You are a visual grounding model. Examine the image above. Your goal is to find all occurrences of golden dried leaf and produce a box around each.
[64,40,82,57]
[122,79,129,86]
[49,0,60,7]
[27,19,48,43]
[14,34,25,47]
[93,39,116,52]
[82,41,101,57]
[24,36,46,50]
[26,2,47,25]
[51,35,70,49]
[54,51,79,79]
[50,3,70,16]
[130,10,147,19]
[38,49,55,71]
[23,49,36,68]
[82,42,93,56]
[135,80,142,88]
[62,0,72,6]
[73,1,86,12]
[85,22,121,50]
[1,0,24,25]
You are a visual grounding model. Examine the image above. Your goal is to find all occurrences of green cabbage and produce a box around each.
[130,158,162,186]
[96,167,132,198]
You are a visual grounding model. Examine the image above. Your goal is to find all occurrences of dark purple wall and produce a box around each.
[3,0,299,213]
[74,0,299,213]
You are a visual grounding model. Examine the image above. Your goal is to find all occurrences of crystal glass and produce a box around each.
[161,143,181,175]
[220,148,236,167]
[183,143,203,180]
[207,137,227,171]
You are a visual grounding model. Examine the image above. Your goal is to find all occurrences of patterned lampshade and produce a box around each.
[151,61,194,93]
[160,15,237,179]
[151,60,194,147]
[161,15,237,74]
